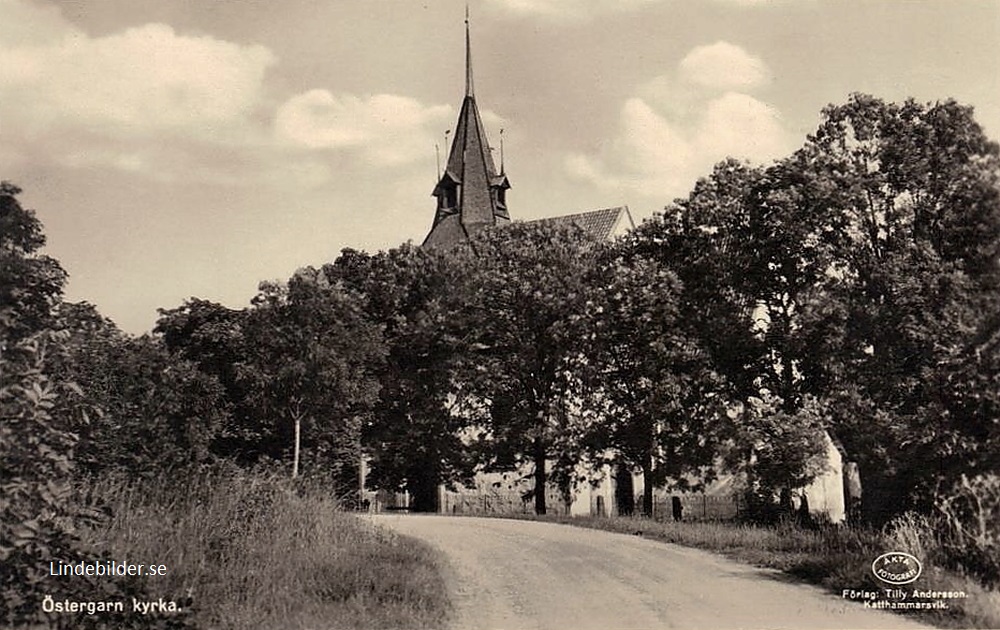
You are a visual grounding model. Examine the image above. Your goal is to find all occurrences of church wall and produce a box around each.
[799,431,846,523]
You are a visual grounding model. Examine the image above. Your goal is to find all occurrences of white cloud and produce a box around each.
[0,0,67,47]
[566,42,794,203]
[699,92,789,157]
[0,17,275,137]
[274,90,454,166]
[0,0,454,186]
[274,89,504,168]
[678,41,769,91]
[487,0,776,19]
[487,0,657,20]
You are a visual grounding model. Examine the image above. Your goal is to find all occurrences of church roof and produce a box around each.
[528,206,635,241]
[423,15,509,248]
[422,15,633,249]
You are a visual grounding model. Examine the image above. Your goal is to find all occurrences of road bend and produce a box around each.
[370,514,930,630]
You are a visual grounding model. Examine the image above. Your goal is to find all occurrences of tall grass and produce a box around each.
[81,466,449,630]
[511,513,1000,630]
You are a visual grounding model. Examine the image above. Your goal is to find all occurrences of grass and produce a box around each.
[505,512,1000,630]
[81,467,450,630]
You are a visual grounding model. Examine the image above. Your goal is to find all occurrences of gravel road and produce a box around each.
[371,514,931,630]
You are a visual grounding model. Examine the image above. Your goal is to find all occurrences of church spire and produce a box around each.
[465,5,474,98]
[423,11,511,248]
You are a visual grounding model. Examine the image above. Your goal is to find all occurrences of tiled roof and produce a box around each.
[528,206,633,241]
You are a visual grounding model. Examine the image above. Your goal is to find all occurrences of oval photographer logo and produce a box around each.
[871,552,922,585]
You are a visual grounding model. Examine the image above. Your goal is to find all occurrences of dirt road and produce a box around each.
[371,514,930,630]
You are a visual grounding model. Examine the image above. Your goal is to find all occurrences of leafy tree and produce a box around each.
[626,161,766,403]
[239,268,385,490]
[0,183,82,624]
[1,186,195,629]
[1,181,68,343]
[624,162,831,511]
[722,393,829,518]
[155,299,253,461]
[1,327,89,625]
[326,245,475,511]
[582,250,728,515]
[458,221,599,514]
[56,310,226,477]
[788,94,1000,520]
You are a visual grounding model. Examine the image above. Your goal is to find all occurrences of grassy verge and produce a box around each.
[507,513,999,629]
[82,467,450,630]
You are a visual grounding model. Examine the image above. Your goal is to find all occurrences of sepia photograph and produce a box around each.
[2,0,999,628]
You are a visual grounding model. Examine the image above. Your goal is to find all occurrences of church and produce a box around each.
[389,16,852,523]
[421,15,633,249]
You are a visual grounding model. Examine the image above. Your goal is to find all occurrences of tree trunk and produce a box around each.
[615,462,634,516]
[292,416,301,478]
[408,460,441,513]
[533,437,546,515]
[642,458,654,517]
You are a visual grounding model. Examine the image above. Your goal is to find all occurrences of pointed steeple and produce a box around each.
[423,10,511,248]
[465,5,474,98]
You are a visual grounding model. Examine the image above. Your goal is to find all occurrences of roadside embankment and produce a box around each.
[82,468,450,630]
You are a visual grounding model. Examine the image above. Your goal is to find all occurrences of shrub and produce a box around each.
[936,474,1000,587]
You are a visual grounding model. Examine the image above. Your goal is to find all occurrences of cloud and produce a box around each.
[0,18,275,137]
[486,0,657,20]
[566,42,794,204]
[0,0,453,186]
[274,90,454,166]
[487,0,775,19]
[678,41,770,91]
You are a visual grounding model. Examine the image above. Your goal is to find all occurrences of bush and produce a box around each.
[936,474,1000,587]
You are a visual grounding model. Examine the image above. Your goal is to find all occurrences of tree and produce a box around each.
[0,184,83,624]
[155,299,253,461]
[459,221,600,514]
[1,182,68,343]
[582,250,728,515]
[240,268,385,489]
[624,162,832,511]
[788,94,1000,520]
[626,162,766,403]
[326,244,475,511]
[55,304,226,477]
[1,185,195,629]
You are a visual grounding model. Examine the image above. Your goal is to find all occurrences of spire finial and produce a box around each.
[465,4,474,98]
[499,128,505,175]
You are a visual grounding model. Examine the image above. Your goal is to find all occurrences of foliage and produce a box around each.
[581,249,728,515]
[238,268,385,488]
[326,244,475,511]
[1,329,90,626]
[0,185,192,628]
[155,299,253,462]
[61,328,226,476]
[935,474,1000,587]
[0,183,85,626]
[458,221,601,514]
[725,393,829,516]
[628,95,1000,524]
[0,182,68,343]
[625,161,765,401]
[626,161,831,512]
[791,95,1000,519]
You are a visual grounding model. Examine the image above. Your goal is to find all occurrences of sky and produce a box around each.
[2,0,998,335]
